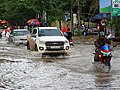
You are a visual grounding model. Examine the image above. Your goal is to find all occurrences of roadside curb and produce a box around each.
[73,39,94,45]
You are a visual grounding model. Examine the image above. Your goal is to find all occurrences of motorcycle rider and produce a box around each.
[94,32,111,62]
[66,28,72,40]
[64,28,73,46]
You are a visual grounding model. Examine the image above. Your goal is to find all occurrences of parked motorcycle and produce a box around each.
[93,44,116,72]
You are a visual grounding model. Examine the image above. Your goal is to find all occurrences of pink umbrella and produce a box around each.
[1,20,8,24]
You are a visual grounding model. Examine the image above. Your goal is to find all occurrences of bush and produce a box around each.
[75,29,83,36]
[110,15,120,36]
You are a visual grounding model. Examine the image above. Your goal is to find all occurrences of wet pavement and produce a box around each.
[0,37,120,90]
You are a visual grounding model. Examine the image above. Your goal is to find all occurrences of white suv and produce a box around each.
[27,27,70,55]
[8,29,30,45]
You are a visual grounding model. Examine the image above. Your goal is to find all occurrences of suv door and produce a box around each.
[29,29,37,50]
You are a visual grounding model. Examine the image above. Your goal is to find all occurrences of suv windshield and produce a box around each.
[13,31,29,36]
[38,29,62,36]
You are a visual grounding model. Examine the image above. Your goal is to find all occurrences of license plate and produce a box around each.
[50,46,60,49]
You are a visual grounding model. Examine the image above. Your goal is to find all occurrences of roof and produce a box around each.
[13,29,28,31]
[35,27,58,29]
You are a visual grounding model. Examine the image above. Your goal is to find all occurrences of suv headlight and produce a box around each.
[39,41,45,44]
[15,38,20,41]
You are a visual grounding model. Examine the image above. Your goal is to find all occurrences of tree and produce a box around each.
[46,0,68,28]
[0,0,37,26]
[0,0,99,28]
[111,15,120,36]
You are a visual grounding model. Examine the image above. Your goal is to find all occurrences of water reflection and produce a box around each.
[95,72,113,89]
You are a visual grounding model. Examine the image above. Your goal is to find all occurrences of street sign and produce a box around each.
[100,19,107,26]
[112,0,120,16]
[100,0,111,13]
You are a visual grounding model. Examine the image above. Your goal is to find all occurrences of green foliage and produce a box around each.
[0,0,98,27]
[110,15,120,36]
[0,0,37,26]
[75,29,83,36]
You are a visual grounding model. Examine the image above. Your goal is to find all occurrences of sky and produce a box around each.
[100,0,111,8]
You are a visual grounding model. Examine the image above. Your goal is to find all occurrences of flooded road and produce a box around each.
[0,37,120,90]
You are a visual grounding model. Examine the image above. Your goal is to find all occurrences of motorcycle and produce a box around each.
[93,44,116,72]
[69,38,74,46]
[63,32,74,46]
[99,44,112,69]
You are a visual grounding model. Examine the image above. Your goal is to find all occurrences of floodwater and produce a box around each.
[0,37,120,90]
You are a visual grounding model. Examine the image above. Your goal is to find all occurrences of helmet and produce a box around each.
[99,32,105,36]
[99,32,105,39]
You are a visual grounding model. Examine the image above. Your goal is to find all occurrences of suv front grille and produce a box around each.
[45,41,64,46]
[45,41,64,50]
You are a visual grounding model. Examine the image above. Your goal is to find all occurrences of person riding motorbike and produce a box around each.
[94,32,111,62]
[64,28,73,46]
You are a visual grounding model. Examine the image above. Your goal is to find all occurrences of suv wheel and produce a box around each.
[8,38,12,43]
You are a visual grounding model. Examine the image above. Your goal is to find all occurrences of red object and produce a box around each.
[29,19,40,26]
[27,18,36,24]
[96,24,100,30]
[5,29,10,33]
[1,20,8,24]
[98,53,103,62]
[70,39,72,42]
[100,19,107,26]
[98,51,111,63]
[61,27,68,33]
[102,50,111,52]
[8,26,13,31]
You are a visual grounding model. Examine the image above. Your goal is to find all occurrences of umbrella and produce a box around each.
[29,19,40,26]
[27,18,36,24]
[1,20,8,24]
[91,13,108,23]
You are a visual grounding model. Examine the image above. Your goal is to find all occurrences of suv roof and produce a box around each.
[13,29,28,31]
[35,27,58,29]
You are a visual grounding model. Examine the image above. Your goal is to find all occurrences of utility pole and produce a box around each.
[77,0,80,28]
[70,0,74,35]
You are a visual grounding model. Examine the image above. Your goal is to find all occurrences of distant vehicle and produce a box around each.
[8,29,30,45]
[27,27,70,55]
